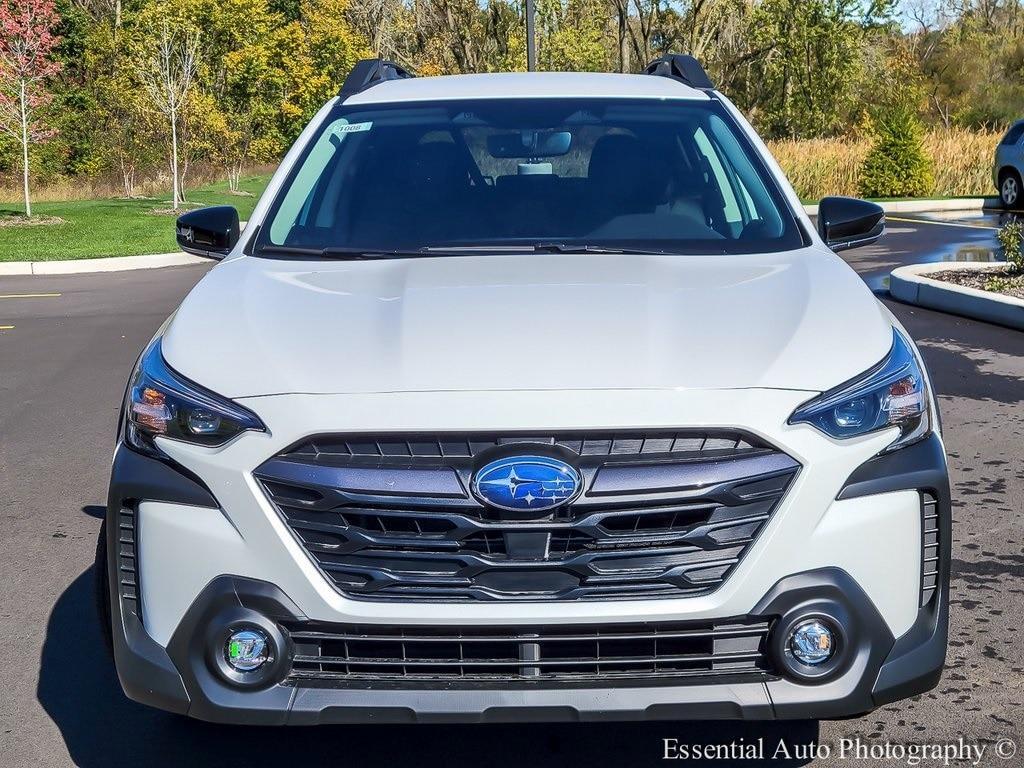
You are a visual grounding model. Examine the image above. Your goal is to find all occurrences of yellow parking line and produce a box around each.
[0,292,61,299]
[887,216,1000,231]
[0,325,13,330]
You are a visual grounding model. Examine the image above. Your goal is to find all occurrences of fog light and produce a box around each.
[225,628,270,672]
[788,620,835,665]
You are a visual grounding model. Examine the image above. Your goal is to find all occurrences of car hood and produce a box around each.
[163,249,893,398]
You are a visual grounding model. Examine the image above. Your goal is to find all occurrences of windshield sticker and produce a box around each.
[335,121,372,134]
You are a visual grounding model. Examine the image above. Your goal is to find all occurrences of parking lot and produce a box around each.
[1,215,1022,766]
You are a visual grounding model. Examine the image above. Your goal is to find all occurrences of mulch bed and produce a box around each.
[930,266,1024,300]
[0,213,66,228]
[148,203,202,216]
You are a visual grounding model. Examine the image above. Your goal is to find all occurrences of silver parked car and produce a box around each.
[995,119,1024,208]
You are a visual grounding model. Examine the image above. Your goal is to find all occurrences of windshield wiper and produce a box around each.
[531,243,666,255]
[259,243,672,259]
[419,245,531,254]
[257,245,430,260]
[419,243,668,255]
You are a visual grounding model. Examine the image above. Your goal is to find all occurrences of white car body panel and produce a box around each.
[162,249,892,398]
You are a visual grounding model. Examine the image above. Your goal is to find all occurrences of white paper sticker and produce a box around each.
[335,121,372,134]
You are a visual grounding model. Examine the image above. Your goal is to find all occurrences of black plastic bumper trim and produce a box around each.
[751,569,894,719]
[836,432,948,502]
[111,565,946,724]
[105,444,202,713]
[110,442,217,509]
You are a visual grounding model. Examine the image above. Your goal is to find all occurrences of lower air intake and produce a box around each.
[921,492,940,606]
[285,618,775,685]
[118,506,140,617]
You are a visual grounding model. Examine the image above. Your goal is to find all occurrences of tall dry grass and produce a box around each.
[767,128,1001,201]
[0,162,278,205]
[925,129,1001,198]
[767,137,867,199]
[0,174,175,204]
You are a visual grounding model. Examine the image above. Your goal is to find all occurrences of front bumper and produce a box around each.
[105,429,950,724]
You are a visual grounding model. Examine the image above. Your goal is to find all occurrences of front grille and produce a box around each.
[117,506,140,616]
[256,430,799,602]
[286,618,775,685]
[921,492,939,606]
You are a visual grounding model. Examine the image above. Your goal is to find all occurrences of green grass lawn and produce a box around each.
[0,174,271,261]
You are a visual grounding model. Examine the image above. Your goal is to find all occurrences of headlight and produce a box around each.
[789,328,930,452]
[123,337,264,454]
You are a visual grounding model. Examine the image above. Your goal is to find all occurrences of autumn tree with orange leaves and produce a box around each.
[0,0,62,217]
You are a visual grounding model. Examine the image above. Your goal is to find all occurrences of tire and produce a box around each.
[999,168,1022,209]
[95,518,114,658]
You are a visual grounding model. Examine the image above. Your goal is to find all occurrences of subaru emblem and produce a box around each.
[472,455,581,512]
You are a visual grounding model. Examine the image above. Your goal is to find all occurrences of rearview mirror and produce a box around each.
[176,206,240,260]
[487,130,572,159]
[817,197,884,252]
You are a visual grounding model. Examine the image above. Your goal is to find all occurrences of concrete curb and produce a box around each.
[0,220,247,276]
[0,251,208,276]
[890,261,1024,330]
[803,197,999,217]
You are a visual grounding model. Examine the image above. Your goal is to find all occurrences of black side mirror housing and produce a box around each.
[817,197,885,252]
[176,206,240,260]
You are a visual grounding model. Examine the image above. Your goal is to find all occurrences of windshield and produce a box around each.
[256,98,804,257]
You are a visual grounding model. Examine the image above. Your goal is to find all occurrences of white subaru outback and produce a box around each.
[99,55,950,725]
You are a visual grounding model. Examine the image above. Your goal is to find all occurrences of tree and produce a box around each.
[0,0,62,217]
[135,20,199,210]
[537,0,609,72]
[189,0,290,191]
[275,0,370,128]
[859,102,935,198]
[345,0,409,61]
[101,74,163,198]
[72,0,124,31]
[746,0,866,138]
[222,42,281,191]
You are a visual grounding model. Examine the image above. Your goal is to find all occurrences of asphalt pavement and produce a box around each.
[0,216,1022,767]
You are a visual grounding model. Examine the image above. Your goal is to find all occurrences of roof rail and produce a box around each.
[644,54,714,90]
[339,58,415,98]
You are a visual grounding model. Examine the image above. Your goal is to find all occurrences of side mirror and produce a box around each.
[817,197,884,252]
[176,206,240,260]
